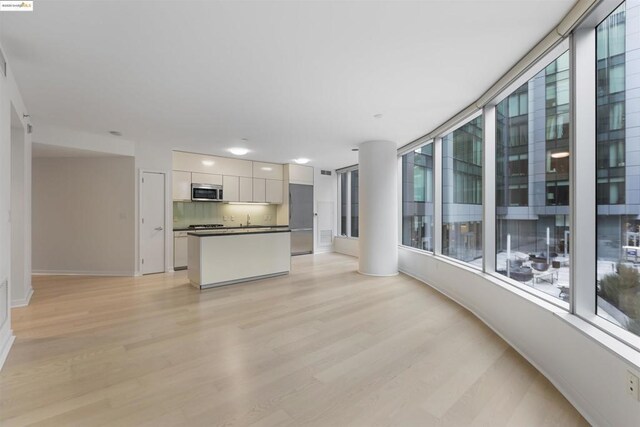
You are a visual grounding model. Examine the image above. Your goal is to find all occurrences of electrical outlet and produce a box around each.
[223,216,228,221]
[231,216,235,221]
[627,371,639,400]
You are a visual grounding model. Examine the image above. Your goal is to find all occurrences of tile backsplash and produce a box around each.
[173,202,278,229]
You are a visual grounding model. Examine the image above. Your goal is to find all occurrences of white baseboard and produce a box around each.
[398,267,599,427]
[32,270,134,277]
[314,247,334,254]
[0,333,15,371]
[11,286,33,308]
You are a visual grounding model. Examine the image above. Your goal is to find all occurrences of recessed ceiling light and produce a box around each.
[228,147,249,156]
[261,167,273,171]
[109,130,122,136]
[202,160,214,166]
[294,158,310,164]
[551,151,570,159]
[373,113,383,119]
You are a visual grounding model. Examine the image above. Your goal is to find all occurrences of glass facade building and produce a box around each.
[442,116,483,265]
[402,143,434,251]
[495,51,571,301]
[596,2,640,336]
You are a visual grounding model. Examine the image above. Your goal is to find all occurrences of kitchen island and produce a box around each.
[187,228,291,289]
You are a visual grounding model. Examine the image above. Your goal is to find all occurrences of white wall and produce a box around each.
[0,43,31,370]
[398,246,640,427]
[32,156,136,276]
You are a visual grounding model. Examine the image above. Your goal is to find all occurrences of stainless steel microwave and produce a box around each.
[191,183,223,201]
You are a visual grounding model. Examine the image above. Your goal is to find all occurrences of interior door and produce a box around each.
[141,172,165,274]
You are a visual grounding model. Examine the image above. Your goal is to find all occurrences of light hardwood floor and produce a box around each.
[1,253,587,426]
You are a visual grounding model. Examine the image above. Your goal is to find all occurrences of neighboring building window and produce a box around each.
[338,169,359,238]
[495,51,571,301]
[350,170,359,237]
[402,143,434,251]
[596,2,640,337]
[442,116,483,265]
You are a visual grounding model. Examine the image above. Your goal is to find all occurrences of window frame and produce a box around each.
[392,0,640,352]
[398,138,436,253]
[337,166,359,239]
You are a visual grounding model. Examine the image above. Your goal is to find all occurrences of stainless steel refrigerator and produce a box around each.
[289,184,314,255]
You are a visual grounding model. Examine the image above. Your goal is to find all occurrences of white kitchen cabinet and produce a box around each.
[239,177,253,202]
[265,179,283,204]
[222,175,239,202]
[173,151,252,177]
[253,162,283,180]
[252,178,266,203]
[288,164,314,185]
[220,157,253,177]
[172,171,192,201]
[192,172,222,186]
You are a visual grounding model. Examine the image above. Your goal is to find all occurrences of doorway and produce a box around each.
[10,104,30,306]
[140,171,166,274]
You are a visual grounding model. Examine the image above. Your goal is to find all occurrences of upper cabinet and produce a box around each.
[172,151,296,204]
[265,179,284,204]
[173,151,252,177]
[288,164,314,185]
[222,175,239,202]
[172,171,192,201]
[252,178,266,203]
[253,162,283,180]
[192,172,222,186]
[239,177,253,202]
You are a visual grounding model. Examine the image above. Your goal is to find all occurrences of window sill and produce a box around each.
[398,245,640,370]
[335,235,359,240]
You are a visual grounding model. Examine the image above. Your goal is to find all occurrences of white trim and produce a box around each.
[10,286,32,308]
[0,334,15,371]
[32,270,134,276]
[399,245,640,426]
[357,270,399,277]
[397,267,599,427]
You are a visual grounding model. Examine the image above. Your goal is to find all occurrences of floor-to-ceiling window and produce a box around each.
[442,116,483,265]
[350,170,359,238]
[495,50,571,302]
[402,143,434,251]
[337,168,359,238]
[339,172,348,236]
[596,2,640,337]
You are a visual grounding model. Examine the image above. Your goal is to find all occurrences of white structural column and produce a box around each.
[358,140,398,276]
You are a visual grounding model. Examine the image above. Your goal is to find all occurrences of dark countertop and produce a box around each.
[187,227,291,237]
[174,225,289,232]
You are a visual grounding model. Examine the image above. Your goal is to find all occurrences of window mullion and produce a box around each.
[572,29,597,316]
[434,137,443,255]
[483,105,497,274]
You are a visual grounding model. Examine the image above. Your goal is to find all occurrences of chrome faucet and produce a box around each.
[246,214,251,226]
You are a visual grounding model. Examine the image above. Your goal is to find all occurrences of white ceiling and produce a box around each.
[0,0,576,169]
